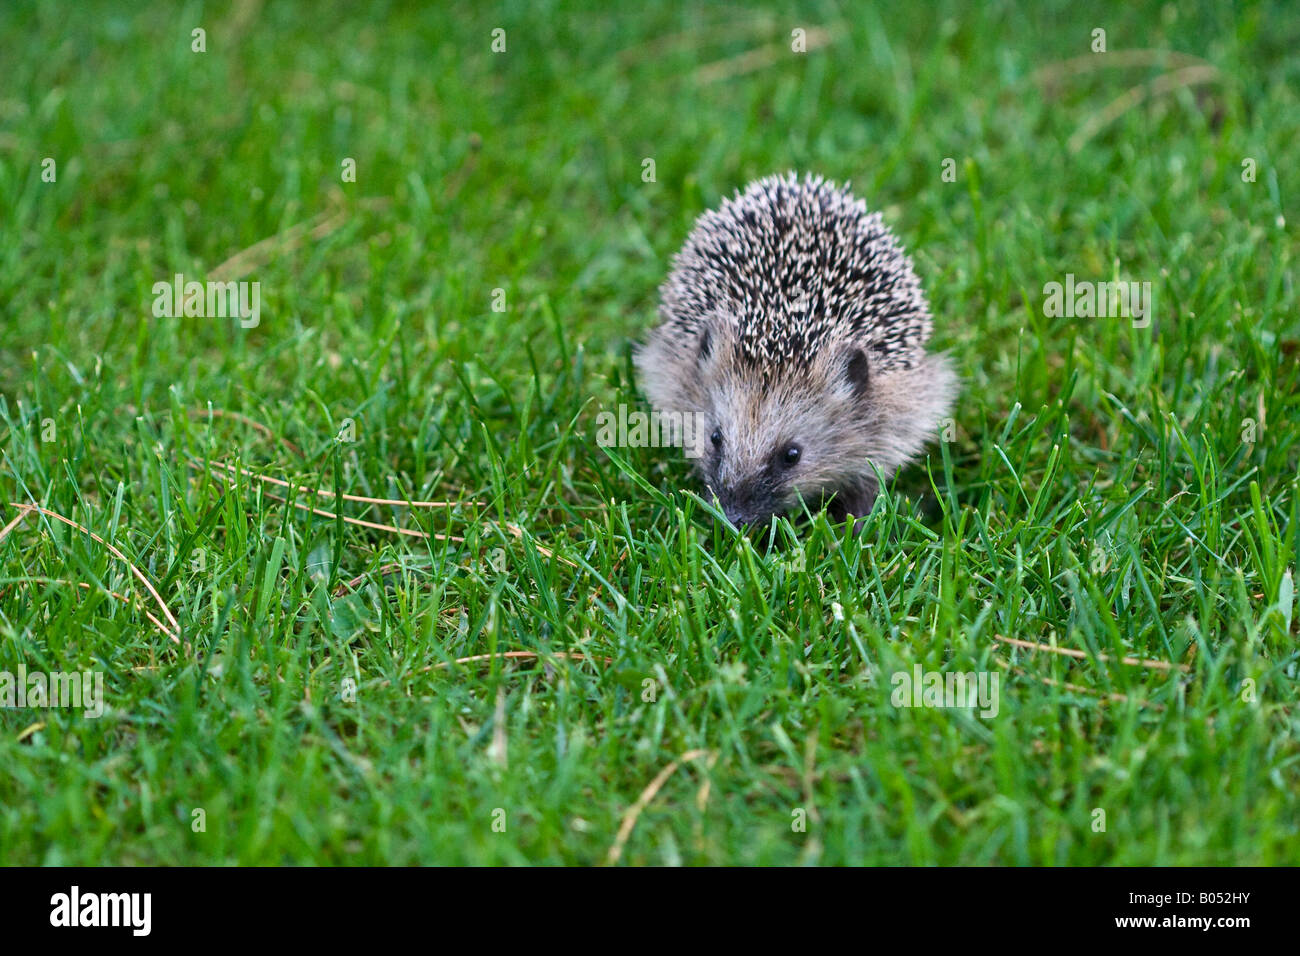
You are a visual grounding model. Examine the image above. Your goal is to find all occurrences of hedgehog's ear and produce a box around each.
[841,347,870,398]
[696,325,713,364]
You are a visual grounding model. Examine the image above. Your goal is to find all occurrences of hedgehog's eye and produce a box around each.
[782,444,802,467]
[710,428,723,448]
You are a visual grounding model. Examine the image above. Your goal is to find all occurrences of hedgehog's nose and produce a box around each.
[722,504,750,526]
[718,484,768,527]
[716,488,742,525]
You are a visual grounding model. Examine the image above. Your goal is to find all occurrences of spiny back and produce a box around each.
[658,172,932,376]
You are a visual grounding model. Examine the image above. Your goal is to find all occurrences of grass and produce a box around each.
[0,0,1297,865]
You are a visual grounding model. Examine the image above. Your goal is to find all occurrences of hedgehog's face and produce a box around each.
[693,331,878,528]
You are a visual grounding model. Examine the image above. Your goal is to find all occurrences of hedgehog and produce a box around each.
[634,172,956,529]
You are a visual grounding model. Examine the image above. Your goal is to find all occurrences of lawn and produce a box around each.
[1,0,1297,865]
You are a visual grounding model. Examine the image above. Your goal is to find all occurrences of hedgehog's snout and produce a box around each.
[716,479,778,528]
[721,500,758,527]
